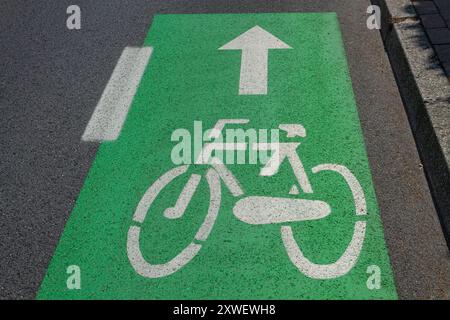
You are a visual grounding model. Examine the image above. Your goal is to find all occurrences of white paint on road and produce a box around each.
[219,26,291,95]
[281,221,366,279]
[82,47,153,142]
[312,164,367,215]
[233,196,331,225]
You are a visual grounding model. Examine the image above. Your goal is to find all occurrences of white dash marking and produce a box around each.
[82,46,153,142]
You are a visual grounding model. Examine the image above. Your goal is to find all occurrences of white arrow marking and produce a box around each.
[219,25,291,95]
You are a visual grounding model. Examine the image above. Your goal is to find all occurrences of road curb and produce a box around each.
[372,0,450,247]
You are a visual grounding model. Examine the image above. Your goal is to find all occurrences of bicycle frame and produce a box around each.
[196,119,313,194]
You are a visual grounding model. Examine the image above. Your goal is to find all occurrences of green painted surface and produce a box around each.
[38,13,397,299]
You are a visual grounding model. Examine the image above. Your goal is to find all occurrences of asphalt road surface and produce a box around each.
[1,0,450,299]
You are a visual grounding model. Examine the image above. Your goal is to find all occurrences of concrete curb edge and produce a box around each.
[371,0,450,248]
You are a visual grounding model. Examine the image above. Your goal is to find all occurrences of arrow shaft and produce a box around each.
[239,49,268,95]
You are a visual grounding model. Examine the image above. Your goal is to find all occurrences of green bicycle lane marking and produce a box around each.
[38,13,397,299]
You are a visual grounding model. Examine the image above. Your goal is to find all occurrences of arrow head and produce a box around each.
[219,25,292,50]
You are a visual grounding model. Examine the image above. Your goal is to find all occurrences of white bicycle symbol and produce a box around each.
[127,119,367,280]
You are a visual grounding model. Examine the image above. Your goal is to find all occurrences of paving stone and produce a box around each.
[413,1,439,14]
[434,44,450,62]
[438,7,450,20]
[421,14,447,28]
[434,0,450,10]
[442,62,450,77]
[426,27,450,44]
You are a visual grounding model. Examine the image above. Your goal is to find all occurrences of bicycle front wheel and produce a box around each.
[127,166,222,278]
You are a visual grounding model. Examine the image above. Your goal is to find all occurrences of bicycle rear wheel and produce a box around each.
[280,164,367,279]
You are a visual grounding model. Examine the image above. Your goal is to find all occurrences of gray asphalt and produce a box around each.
[1,0,449,299]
